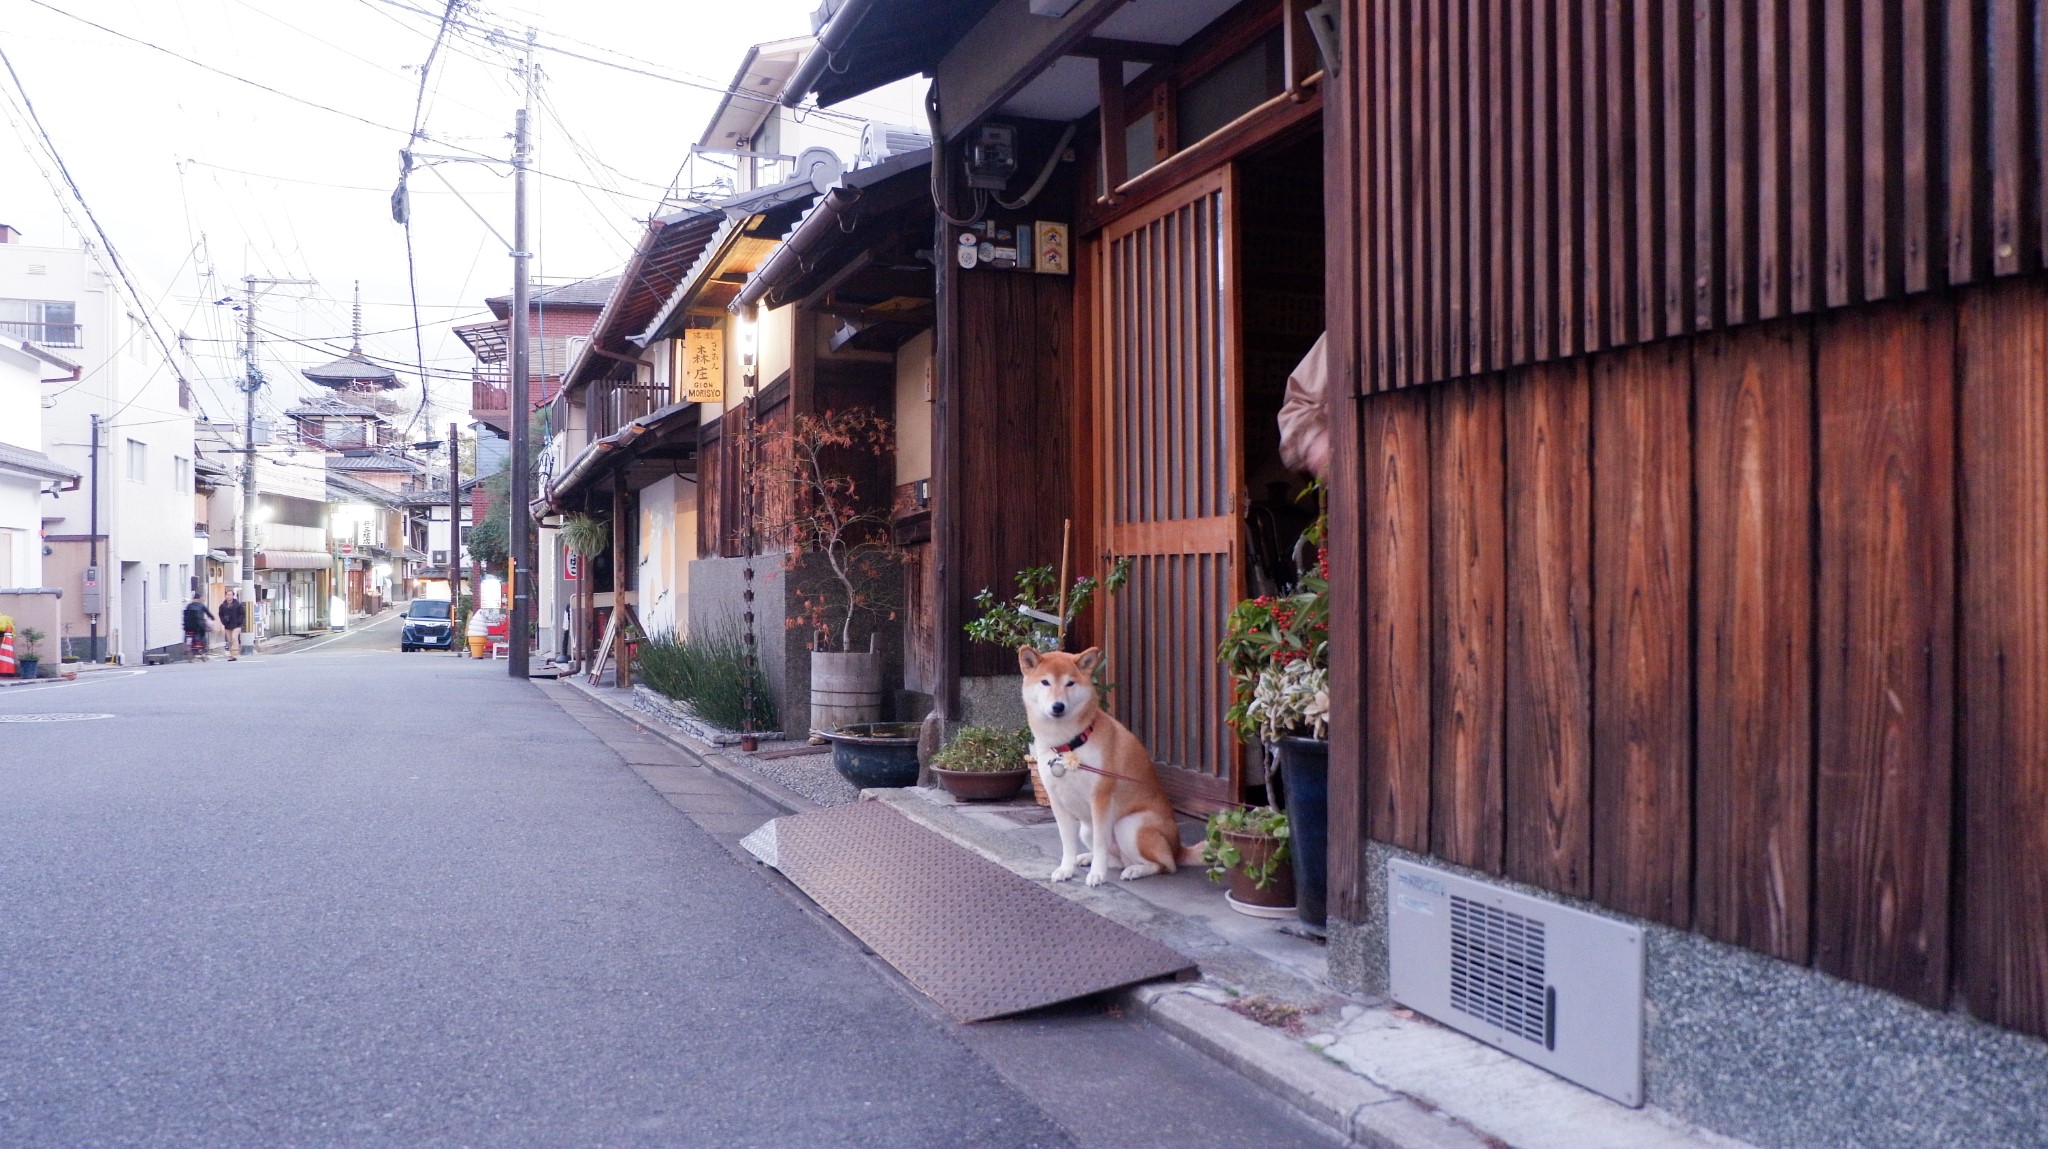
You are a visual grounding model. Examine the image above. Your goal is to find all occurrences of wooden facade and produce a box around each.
[1339,0,2048,393]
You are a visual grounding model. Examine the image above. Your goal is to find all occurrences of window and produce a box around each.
[178,564,190,597]
[0,528,16,586]
[158,564,171,601]
[1176,28,1285,149]
[0,297,80,346]
[127,439,146,483]
[173,456,191,493]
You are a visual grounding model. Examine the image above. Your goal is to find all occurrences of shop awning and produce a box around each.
[255,550,332,571]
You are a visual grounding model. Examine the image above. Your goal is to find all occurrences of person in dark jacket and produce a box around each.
[182,593,214,661]
[218,590,247,661]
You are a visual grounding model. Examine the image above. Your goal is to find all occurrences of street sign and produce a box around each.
[683,328,724,404]
[563,549,581,581]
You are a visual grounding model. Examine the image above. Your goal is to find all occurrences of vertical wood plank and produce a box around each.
[1756,0,1784,318]
[1988,0,2023,276]
[1364,390,1434,851]
[1958,277,2048,1039]
[1447,0,1468,375]
[1899,0,1931,294]
[1503,359,1593,897]
[1430,378,1506,874]
[1509,0,1532,363]
[1555,0,1579,358]
[1631,0,1661,338]
[1693,321,1814,963]
[1723,0,1752,325]
[1860,0,1897,298]
[1823,0,1855,306]
[1591,341,1693,927]
[1582,0,1608,352]
[1326,13,1365,918]
[1661,0,1691,334]
[1533,0,1556,360]
[1787,0,1819,312]
[1603,0,1633,345]
[1943,0,1982,284]
[1694,0,1723,329]
[1426,0,1447,383]
[1814,299,1955,1008]
[1487,0,1508,369]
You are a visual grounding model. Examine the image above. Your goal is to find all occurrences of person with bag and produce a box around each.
[218,589,247,661]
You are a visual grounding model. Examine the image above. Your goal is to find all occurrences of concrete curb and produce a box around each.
[555,678,820,815]
[1123,985,1495,1149]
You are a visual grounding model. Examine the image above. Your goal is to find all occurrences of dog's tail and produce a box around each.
[1180,841,1206,867]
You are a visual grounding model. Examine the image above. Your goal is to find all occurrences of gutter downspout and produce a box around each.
[734,189,858,311]
[782,0,879,108]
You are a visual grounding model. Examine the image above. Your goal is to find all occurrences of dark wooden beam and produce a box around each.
[1069,36,1178,64]
[1097,55,1129,203]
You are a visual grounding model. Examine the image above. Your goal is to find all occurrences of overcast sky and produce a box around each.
[1,0,905,440]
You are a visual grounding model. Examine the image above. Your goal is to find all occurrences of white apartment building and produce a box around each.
[1,226,197,662]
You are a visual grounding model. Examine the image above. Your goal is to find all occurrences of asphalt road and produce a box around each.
[0,617,1337,1148]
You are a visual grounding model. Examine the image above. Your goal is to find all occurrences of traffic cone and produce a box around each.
[0,631,15,677]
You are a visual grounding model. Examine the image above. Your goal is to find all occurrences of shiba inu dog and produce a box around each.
[1020,646,1203,886]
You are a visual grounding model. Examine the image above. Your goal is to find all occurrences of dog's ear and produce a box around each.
[1018,645,1041,672]
[1076,646,1102,673]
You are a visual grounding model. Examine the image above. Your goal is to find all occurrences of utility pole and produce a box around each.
[449,421,461,654]
[239,275,312,655]
[507,27,536,678]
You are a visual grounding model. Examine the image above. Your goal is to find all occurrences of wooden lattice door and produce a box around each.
[1097,168,1242,811]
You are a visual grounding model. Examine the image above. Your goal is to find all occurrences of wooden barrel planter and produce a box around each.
[810,649,884,734]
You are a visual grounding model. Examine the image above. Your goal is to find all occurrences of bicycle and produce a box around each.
[185,629,209,662]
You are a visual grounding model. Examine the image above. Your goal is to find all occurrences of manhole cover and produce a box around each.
[0,713,115,722]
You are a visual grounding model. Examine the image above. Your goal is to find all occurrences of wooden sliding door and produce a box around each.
[1098,167,1242,811]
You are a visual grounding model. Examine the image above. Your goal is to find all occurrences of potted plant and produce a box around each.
[1203,805,1295,917]
[964,557,1132,653]
[1218,502,1330,927]
[16,627,45,679]
[754,408,905,734]
[929,725,1032,801]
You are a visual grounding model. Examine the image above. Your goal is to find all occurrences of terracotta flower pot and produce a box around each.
[1220,828,1297,910]
[932,766,1030,802]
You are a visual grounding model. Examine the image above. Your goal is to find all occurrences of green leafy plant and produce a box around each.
[557,513,609,558]
[965,558,1132,651]
[1218,501,1329,743]
[635,623,776,732]
[465,513,509,571]
[930,726,1031,773]
[1202,805,1291,890]
[17,627,45,658]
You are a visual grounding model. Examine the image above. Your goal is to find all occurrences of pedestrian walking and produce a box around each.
[218,589,246,661]
[181,593,214,662]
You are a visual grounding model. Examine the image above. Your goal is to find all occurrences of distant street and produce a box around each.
[0,622,1334,1148]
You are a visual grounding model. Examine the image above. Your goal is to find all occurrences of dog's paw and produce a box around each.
[1120,863,1161,881]
[1050,862,1076,882]
[1085,869,1110,887]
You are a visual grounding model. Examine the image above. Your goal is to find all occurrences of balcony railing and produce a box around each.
[0,319,82,347]
[591,379,670,440]
[472,371,510,415]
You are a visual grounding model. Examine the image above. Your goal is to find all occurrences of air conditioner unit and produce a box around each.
[856,122,931,169]
[1387,858,1645,1106]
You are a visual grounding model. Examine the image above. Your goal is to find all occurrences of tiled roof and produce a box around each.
[328,451,424,474]
[0,442,79,482]
[485,275,623,319]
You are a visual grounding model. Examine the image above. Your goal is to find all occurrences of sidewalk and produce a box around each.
[561,677,1752,1149]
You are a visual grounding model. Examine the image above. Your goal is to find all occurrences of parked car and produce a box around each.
[399,599,455,652]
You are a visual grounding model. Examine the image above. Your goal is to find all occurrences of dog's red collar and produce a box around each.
[1051,721,1096,755]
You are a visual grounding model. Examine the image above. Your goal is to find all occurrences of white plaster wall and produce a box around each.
[0,475,41,587]
[894,329,934,485]
[635,474,699,638]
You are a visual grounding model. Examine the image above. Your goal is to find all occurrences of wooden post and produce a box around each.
[612,477,631,688]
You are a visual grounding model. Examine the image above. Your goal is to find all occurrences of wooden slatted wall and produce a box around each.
[1345,0,2048,394]
[1334,280,2048,1036]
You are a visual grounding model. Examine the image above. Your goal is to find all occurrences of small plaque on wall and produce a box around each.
[683,328,725,403]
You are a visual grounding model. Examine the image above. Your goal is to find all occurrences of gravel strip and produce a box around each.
[733,748,861,807]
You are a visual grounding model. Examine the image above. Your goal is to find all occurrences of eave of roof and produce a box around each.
[0,442,81,483]
[559,211,726,394]
[636,175,824,345]
[697,36,815,154]
[789,0,1000,109]
[735,148,933,311]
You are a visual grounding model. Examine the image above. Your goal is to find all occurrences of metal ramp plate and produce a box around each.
[748,800,1196,1021]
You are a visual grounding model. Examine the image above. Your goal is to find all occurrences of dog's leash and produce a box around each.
[1038,720,1266,810]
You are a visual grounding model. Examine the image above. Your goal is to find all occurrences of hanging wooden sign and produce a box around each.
[683,328,725,403]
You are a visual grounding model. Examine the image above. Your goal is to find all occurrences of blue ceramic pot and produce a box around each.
[824,722,923,788]
[1276,735,1329,928]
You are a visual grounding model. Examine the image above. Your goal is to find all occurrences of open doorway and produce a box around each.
[1238,130,1326,601]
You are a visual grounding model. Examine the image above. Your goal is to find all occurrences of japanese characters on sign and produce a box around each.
[683,328,725,404]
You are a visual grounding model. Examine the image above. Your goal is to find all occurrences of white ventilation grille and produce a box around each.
[1388,858,1644,1105]
[1448,895,1551,1047]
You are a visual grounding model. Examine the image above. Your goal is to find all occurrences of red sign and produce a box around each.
[563,549,580,581]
